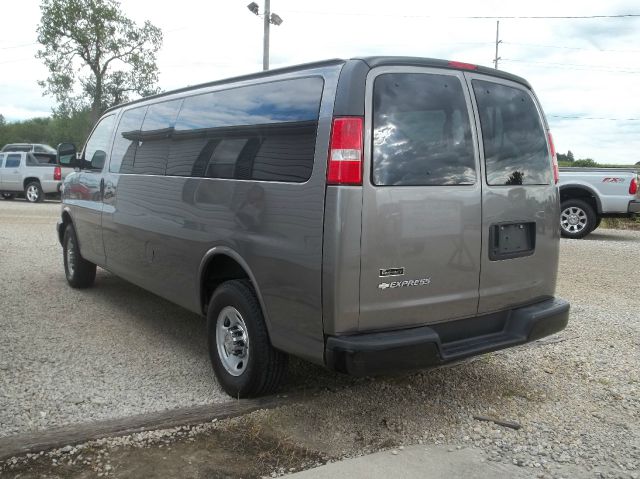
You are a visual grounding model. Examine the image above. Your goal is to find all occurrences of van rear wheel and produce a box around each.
[207,280,287,398]
[63,225,97,288]
[560,199,596,239]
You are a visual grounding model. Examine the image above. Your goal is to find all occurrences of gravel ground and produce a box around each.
[1,200,638,478]
[0,201,229,436]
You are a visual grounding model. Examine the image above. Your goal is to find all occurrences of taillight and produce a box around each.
[548,131,559,184]
[54,166,61,181]
[630,177,638,195]
[327,117,363,185]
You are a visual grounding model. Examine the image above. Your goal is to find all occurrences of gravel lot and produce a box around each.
[1,200,638,478]
[0,201,229,436]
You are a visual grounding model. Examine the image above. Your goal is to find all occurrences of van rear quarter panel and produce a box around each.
[101,64,342,365]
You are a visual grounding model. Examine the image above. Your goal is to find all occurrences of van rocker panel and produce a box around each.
[325,297,569,376]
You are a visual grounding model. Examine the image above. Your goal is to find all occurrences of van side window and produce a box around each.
[372,73,476,186]
[167,77,324,181]
[110,107,148,174]
[133,99,183,175]
[84,114,116,170]
[472,80,551,186]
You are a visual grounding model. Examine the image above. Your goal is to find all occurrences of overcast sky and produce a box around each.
[1,0,639,163]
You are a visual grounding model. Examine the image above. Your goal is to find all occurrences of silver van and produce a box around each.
[56,57,569,397]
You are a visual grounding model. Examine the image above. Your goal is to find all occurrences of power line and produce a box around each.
[281,10,640,19]
[549,115,640,121]
[0,42,37,50]
[501,58,640,73]
[503,41,640,53]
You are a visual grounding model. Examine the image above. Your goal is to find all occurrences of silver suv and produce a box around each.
[56,57,570,397]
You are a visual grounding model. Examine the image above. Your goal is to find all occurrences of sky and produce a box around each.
[1,0,639,164]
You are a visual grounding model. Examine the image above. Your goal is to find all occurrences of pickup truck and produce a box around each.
[0,151,73,202]
[558,167,640,238]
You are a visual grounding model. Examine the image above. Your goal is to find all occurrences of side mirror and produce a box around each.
[57,143,80,168]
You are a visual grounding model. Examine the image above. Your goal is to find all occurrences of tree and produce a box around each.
[567,150,575,162]
[573,158,599,168]
[36,0,162,124]
[0,114,5,128]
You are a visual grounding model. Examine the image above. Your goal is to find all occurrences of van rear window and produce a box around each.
[472,80,551,186]
[372,73,476,186]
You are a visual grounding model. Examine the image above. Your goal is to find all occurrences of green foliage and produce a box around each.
[0,109,92,150]
[36,0,162,122]
[572,158,599,168]
[567,150,575,162]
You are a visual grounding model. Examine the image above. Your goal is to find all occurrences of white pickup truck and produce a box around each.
[558,167,640,238]
[0,152,73,202]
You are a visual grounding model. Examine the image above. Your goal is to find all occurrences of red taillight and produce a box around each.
[548,132,559,184]
[630,177,638,195]
[448,60,478,71]
[54,166,61,181]
[327,117,363,185]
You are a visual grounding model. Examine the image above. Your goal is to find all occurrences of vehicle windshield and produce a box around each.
[2,145,32,152]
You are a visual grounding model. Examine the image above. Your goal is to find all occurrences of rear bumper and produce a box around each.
[325,297,570,376]
[628,200,640,214]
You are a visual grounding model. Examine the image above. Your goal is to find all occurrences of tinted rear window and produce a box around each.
[472,80,550,186]
[167,77,323,181]
[5,154,21,167]
[372,73,476,186]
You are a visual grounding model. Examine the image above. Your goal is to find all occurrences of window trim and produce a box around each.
[365,66,481,188]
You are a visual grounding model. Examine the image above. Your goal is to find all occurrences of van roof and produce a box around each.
[104,56,531,114]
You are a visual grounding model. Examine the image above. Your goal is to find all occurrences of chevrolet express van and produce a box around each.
[56,57,570,397]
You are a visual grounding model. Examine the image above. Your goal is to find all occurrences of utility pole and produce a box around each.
[247,1,282,71]
[493,20,502,69]
[263,0,270,71]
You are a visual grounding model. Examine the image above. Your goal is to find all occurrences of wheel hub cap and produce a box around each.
[216,306,249,376]
[561,206,587,233]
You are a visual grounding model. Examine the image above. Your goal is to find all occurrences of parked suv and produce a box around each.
[56,57,570,397]
[0,152,72,202]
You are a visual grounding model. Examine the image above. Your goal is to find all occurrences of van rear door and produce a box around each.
[358,67,482,331]
[466,74,559,313]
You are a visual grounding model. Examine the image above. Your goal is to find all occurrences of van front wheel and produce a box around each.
[207,280,287,398]
[63,225,96,288]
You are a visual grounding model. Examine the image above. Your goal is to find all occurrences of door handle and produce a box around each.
[100,178,105,196]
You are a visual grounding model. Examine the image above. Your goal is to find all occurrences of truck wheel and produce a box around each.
[560,199,596,239]
[1,193,15,200]
[25,181,44,203]
[207,280,287,398]
[63,225,96,288]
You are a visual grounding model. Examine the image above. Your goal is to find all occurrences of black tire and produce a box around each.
[24,181,44,203]
[63,225,96,288]
[594,217,602,230]
[207,280,287,398]
[1,193,15,200]
[560,199,596,239]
